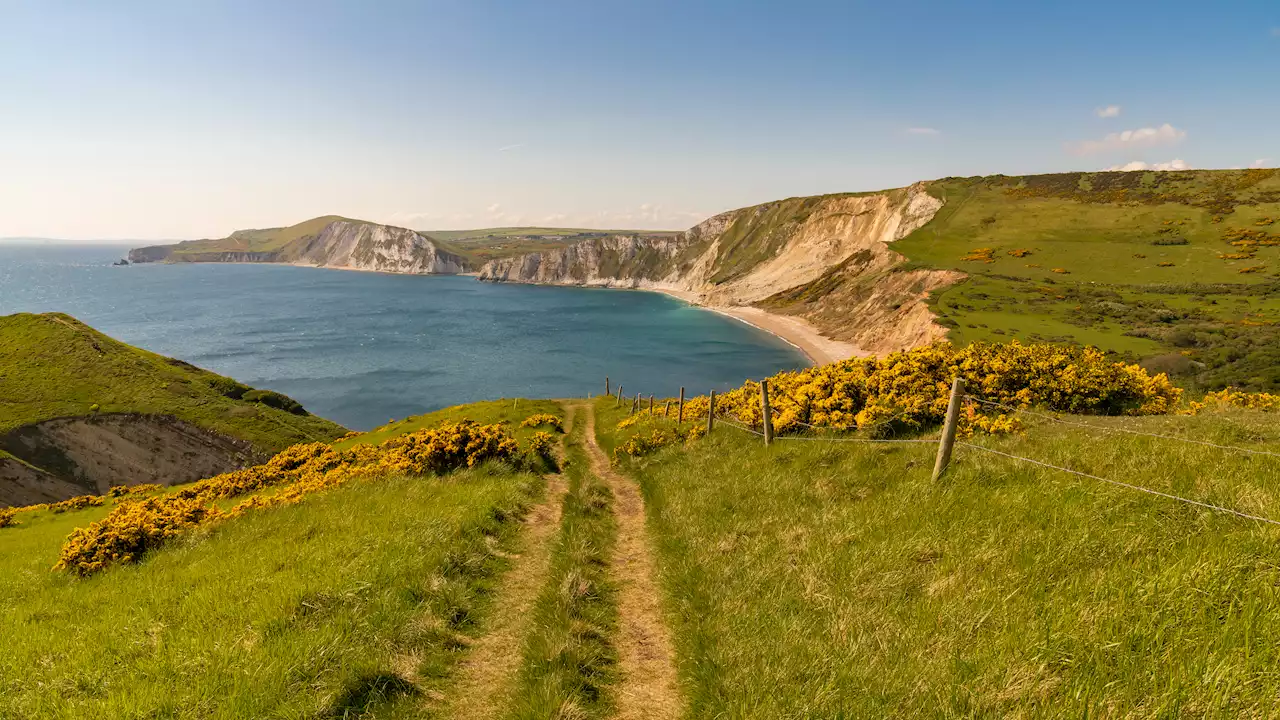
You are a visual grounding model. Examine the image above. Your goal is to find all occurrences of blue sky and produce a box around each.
[1,0,1277,240]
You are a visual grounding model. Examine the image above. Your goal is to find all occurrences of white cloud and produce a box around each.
[486,203,502,215]
[1251,158,1274,169]
[1069,123,1187,155]
[904,127,940,136]
[1103,159,1191,172]
[496,143,525,152]
[1095,105,1121,118]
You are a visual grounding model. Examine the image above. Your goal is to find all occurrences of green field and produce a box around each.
[6,389,1280,717]
[889,170,1280,390]
[0,313,344,466]
[595,396,1280,718]
[426,227,677,266]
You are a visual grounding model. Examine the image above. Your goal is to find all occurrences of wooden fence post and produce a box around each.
[678,387,685,424]
[649,395,654,415]
[632,392,640,414]
[707,390,716,435]
[606,376,610,397]
[664,400,671,418]
[760,380,773,446]
[616,385,623,407]
[932,378,965,481]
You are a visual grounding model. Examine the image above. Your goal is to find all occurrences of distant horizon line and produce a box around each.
[0,223,685,246]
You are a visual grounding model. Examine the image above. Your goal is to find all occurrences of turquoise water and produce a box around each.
[0,244,807,430]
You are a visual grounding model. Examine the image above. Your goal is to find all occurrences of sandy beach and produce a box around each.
[650,288,862,366]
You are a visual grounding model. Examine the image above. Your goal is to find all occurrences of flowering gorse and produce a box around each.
[55,420,532,576]
[1183,388,1280,415]
[520,414,564,432]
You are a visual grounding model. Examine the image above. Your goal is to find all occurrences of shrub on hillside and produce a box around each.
[520,413,564,432]
[676,341,1181,437]
[56,420,522,576]
[55,498,222,576]
[1184,388,1280,415]
[241,389,308,415]
[0,508,16,529]
[207,376,251,399]
[106,484,163,499]
[50,495,106,514]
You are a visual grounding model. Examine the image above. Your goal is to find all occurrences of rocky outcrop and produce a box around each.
[286,221,465,274]
[478,184,960,357]
[0,414,262,507]
[128,219,465,275]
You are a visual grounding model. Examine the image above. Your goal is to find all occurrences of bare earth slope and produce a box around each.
[0,313,346,506]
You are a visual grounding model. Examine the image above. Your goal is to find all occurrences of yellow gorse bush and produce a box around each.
[670,341,1180,438]
[1183,388,1280,415]
[526,431,556,458]
[0,508,16,529]
[520,413,564,432]
[50,495,107,514]
[56,498,220,576]
[56,421,529,576]
[105,484,163,499]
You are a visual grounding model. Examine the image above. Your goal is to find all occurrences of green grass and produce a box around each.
[506,406,619,720]
[0,312,345,449]
[0,465,542,718]
[595,397,1280,718]
[164,215,349,256]
[885,170,1280,389]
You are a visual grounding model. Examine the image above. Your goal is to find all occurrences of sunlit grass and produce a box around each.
[0,467,541,718]
[596,397,1280,717]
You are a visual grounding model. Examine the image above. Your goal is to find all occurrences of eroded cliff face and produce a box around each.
[0,414,262,507]
[129,220,465,274]
[286,221,465,274]
[478,184,961,357]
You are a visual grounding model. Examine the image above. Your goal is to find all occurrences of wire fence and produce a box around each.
[965,395,1280,459]
[601,377,1280,528]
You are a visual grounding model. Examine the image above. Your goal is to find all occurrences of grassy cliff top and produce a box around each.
[0,313,345,449]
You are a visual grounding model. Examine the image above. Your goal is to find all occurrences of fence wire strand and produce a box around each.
[957,441,1280,526]
[717,419,764,437]
[775,435,936,445]
[964,395,1280,459]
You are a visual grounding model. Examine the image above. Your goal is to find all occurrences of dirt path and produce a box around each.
[433,407,575,719]
[581,404,683,720]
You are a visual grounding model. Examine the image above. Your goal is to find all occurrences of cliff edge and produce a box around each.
[478,184,961,359]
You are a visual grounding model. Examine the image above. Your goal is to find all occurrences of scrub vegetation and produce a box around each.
[892,169,1280,391]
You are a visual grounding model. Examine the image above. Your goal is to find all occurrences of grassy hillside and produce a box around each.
[427,227,677,266]
[0,398,563,717]
[0,466,539,717]
[0,312,344,450]
[889,169,1280,389]
[595,396,1280,717]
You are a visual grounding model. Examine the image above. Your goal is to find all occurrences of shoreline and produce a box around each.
[131,259,858,365]
[647,288,862,366]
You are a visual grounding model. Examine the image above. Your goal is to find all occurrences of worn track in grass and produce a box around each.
[432,407,575,719]
[581,404,682,720]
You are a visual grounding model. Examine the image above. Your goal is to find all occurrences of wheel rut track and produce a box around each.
[432,407,575,719]
[580,403,682,720]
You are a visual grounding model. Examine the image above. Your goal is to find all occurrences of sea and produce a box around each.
[0,244,807,430]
